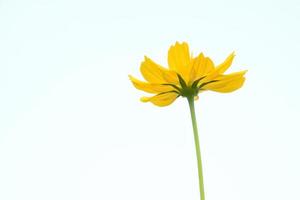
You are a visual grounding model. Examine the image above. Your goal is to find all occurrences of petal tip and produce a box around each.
[128,75,138,82]
[241,69,248,76]
[140,97,149,102]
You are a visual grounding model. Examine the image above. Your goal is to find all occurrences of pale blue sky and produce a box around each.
[1,0,300,200]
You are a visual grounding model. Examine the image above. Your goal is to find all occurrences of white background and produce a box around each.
[1,0,300,200]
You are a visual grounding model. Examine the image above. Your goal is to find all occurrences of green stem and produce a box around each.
[187,97,205,200]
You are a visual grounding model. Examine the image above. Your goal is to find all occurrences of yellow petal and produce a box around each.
[214,70,247,81]
[168,42,191,82]
[140,56,178,84]
[190,54,215,84]
[140,92,179,107]
[129,75,174,93]
[200,55,235,84]
[205,77,245,93]
[215,52,235,74]
[202,70,247,93]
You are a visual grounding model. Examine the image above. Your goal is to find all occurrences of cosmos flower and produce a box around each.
[129,42,247,106]
[129,41,247,200]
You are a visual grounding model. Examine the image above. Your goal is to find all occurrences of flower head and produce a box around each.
[129,42,247,106]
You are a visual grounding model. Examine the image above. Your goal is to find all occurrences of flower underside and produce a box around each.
[163,74,219,97]
[129,42,247,107]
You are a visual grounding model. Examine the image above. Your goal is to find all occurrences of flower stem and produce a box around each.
[187,97,205,200]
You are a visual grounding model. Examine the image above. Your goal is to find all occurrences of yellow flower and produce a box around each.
[129,42,247,107]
